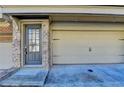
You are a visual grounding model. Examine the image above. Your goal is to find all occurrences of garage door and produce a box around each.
[52,31,124,64]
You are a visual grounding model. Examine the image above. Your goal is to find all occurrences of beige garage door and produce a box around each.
[52,31,124,64]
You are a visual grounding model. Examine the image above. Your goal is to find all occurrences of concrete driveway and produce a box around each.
[0,64,124,87]
[45,64,124,87]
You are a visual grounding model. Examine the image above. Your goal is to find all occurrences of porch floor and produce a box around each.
[0,68,16,81]
[0,67,48,87]
[0,64,124,87]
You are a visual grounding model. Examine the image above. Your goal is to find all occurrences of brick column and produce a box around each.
[11,17,21,68]
[42,20,49,69]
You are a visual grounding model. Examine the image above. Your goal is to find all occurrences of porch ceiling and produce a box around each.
[12,15,49,19]
[10,14,124,23]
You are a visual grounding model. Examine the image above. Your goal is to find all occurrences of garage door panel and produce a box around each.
[53,31,124,64]
[53,47,123,56]
[53,56,124,64]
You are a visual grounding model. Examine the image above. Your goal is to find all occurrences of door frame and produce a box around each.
[20,19,49,68]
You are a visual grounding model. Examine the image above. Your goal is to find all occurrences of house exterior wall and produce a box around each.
[4,15,124,69]
[0,22,13,69]
[1,6,124,69]
[0,43,13,69]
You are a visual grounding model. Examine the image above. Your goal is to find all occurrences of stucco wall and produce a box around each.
[0,43,14,69]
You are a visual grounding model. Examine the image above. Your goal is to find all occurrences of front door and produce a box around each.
[24,24,42,65]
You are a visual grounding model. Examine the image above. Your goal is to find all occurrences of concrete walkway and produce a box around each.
[1,64,124,87]
[0,68,16,81]
[45,64,124,87]
[0,67,48,87]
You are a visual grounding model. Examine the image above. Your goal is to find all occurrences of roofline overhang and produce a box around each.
[0,6,12,22]
[1,6,124,16]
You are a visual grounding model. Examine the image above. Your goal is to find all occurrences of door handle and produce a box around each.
[89,47,92,52]
[53,39,60,40]
[24,47,27,55]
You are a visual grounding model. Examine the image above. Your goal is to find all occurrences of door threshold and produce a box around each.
[24,65,42,68]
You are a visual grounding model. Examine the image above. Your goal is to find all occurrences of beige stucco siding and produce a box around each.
[0,43,13,69]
